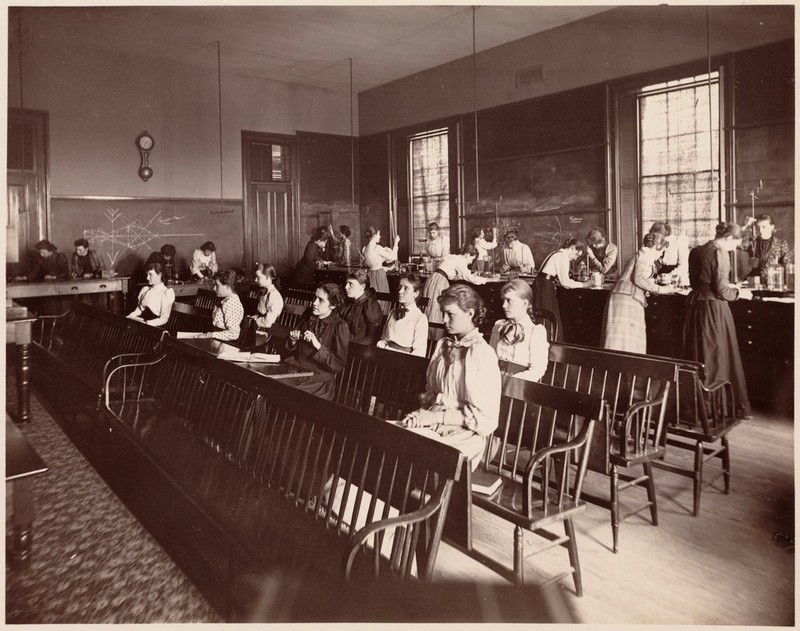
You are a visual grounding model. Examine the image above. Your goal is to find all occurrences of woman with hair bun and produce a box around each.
[340,268,383,345]
[191,241,218,280]
[251,262,284,331]
[362,226,399,297]
[684,222,753,418]
[601,232,674,353]
[490,279,549,381]
[205,268,244,341]
[421,242,490,324]
[400,284,500,469]
[531,238,591,341]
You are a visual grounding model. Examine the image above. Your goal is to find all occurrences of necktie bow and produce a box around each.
[395,304,408,320]
[499,320,525,345]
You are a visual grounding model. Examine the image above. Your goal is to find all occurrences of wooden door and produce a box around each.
[242,131,298,277]
[7,108,49,276]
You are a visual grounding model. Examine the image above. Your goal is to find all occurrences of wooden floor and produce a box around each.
[431,412,795,625]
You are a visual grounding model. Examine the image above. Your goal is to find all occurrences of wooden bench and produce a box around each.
[193,287,217,310]
[164,301,215,336]
[31,303,166,429]
[539,342,678,553]
[100,335,464,619]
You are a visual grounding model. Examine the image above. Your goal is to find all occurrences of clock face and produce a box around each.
[137,133,154,151]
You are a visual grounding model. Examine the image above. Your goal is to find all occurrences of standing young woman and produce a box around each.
[601,232,675,354]
[251,263,284,332]
[490,279,549,381]
[684,222,753,418]
[340,269,383,345]
[127,263,176,327]
[532,239,591,341]
[377,273,429,357]
[472,226,498,273]
[421,242,489,324]
[399,285,500,469]
[362,226,399,296]
[294,229,329,285]
[283,282,350,400]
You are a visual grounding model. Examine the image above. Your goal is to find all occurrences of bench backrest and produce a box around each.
[281,282,316,307]
[543,342,677,471]
[482,376,603,518]
[165,301,214,336]
[193,288,218,310]
[105,335,463,581]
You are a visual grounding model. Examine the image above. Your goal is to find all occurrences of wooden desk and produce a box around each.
[6,302,37,422]
[178,338,313,380]
[6,416,48,570]
[7,276,130,315]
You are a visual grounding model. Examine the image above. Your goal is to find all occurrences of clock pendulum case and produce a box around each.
[136,131,155,181]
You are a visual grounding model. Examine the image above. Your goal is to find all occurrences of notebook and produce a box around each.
[218,350,281,364]
[471,469,502,496]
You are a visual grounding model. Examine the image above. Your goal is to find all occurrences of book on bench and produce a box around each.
[471,469,502,496]
[218,350,281,363]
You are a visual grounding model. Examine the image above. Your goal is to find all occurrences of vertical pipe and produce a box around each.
[472,6,480,204]
[217,41,224,213]
[350,57,356,223]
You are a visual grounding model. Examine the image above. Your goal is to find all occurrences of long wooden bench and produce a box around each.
[100,335,464,619]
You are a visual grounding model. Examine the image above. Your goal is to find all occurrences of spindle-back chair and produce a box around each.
[193,288,217,310]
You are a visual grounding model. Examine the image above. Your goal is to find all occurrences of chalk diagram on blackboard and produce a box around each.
[84,208,204,266]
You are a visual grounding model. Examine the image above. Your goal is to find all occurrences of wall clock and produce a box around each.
[136,131,154,181]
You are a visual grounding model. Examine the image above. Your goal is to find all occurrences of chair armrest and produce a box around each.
[104,354,166,408]
[699,379,730,395]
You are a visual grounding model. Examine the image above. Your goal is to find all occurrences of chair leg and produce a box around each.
[610,465,619,554]
[564,518,583,596]
[644,462,658,526]
[513,525,524,584]
[721,436,732,494]
[693,441,704,517]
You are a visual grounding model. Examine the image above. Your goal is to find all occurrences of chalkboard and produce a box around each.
[50,197,244,278]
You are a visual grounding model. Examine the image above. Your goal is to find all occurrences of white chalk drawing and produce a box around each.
[85,208,204,266]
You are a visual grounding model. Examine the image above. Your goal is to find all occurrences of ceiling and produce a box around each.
[19,5,615,93]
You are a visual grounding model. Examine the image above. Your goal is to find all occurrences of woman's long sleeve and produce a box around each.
[210,296,243,340]
[209,252,218,275]
[410,315,428,357]
[253,290,284,329]
[555,252,584,289]
[631,256,662,294]
[312,319,350,373]
[453,258,488,285]
[516,324,549,382]
[457,343,501,436]
[147,288,175,327]
[712,248,740,302]
[128,287,148,319]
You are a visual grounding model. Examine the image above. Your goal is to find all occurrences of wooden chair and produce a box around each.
[471,376,603,595]
[425,322,447,358]
[275,303,307,330]
[542,343,677,553]
[193,288,217,310]
[165,301,214,336]
[532,309,558,342]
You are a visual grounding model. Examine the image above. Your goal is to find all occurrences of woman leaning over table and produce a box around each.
[283,282,350,401]
[400,284,500,470]
[601,232,675,354]
[377,273,429,357]
[422,242,488,324]
[127,262,175,327]
[684,222,753,419]
[204,268,244,341]
[250,262,284,332]
[490,279,549,382]
[190,241,218,280]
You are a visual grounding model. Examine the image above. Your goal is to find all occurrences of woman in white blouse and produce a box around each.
[190,241,218,280]
[400,284,501,470]
[472,226,497,273]
[377,273,429,357]
[490,280,549,381]
[127,263,176,327]
[532,238,591,341]
[361,226,399,296]
[251,262,284,331]
[500,229,535,274]
[425,222,447,261]
[421,242,489,323]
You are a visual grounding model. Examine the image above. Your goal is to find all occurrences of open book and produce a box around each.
[218,350,281,363]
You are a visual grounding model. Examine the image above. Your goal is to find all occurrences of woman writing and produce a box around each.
[127,263,176,327]
[293,229,329,285]
[684,222,752,419]
[283,282,350,400]
[531,239,591,341]
[362,226,399,296]
[250,263,284,332]
[340,269,383,345]
[190,241,218,280]
[421,242,489,324]
[399,285,501,469]
[490,280,549,381]
[601,232,675,354]
[377,273,429,357]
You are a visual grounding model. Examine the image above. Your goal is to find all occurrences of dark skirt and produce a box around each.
[531,276,563,342]
[683,297,750,415]
[283,370,337,401]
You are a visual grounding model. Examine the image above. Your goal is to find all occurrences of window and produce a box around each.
[250,142,289,182]
[638,72,720,246]
[409,129,450,255]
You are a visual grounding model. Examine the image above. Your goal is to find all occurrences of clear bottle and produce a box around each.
[785,263,794,292]
[578,261,588,282]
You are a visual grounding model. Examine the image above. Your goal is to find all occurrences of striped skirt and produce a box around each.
[601,293,647,354]
[421,272,450,323]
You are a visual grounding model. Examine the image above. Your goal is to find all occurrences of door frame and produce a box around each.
[241,130,299,274]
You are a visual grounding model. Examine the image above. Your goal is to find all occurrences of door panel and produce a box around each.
[252,184,293,276]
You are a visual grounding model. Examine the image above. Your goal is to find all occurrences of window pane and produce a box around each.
[410,129,450,256]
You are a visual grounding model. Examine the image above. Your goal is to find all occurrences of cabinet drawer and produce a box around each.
[57,281,117,295]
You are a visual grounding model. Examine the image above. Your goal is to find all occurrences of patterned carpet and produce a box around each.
[5,372,222,623]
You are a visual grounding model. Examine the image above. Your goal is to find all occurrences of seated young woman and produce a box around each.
[377,273,429,357]
[127,262,176,327]
[283,282,350,401]
[490,279,550,381]
[399,284,501,469]
[340,269,383,345]
[250,262,284,332]
[204,269,244,341]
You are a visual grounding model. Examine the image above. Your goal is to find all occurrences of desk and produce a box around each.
[7,276,130,315]
[178,338,314,380]
[6,416,48,570]
[6,301,38,422]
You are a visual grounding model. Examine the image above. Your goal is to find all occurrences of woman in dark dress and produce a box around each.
[283,282,350,400]
[340,269,383,345]
[293,229,329,285]
[684,222,753,418]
